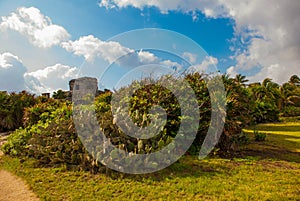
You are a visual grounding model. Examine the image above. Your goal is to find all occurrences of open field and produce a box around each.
[0,122,299,201]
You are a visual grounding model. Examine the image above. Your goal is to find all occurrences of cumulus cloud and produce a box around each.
[226,66,238,77]
[182,52,197,64]
[99,0,300,83]
[24,64,80,93]
[61,35,134,63]
[62,35,184,71]
[99,0,227,16]
[0,52,27,92]
[160,60,183,71]
[0,52,80,94]
[0,7,70,48]
[187,56,218,74]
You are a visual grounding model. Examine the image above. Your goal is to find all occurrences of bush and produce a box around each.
[23,99,65,127]
[2,102,101,172]
[2,73,283,171]
[232,131,250,146]
[94,73,251,154]
[282,106,300,117]
[252,101,279,124]
[254,130,267,142]
[0,91,36,131]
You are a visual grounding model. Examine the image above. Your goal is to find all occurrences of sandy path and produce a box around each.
[0,135,39,201]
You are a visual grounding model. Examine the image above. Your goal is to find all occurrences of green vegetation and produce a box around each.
[0,91,36,131]
[243,122,300,155]
[253,130,267,142]
[0,74,299,200]
[1,122,299,200]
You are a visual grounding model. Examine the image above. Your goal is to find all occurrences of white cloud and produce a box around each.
[99,0,300,83]
[224,0,300,83]
[0,7,70,48]
[61,35,134,63]
[0,52,80,94]
[62,35,184,71]
[24,64,80,93]
[160,60,183,71]
[137,50,160,64]
[226,66,238,77]
[182,52,197,64]
[99,0,227,16]
[187,56,218,73]
[0,52,27,92]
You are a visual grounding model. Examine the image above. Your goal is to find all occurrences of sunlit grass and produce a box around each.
[0,121,299,200]
[243,122,300,153]
[0,155,299,201]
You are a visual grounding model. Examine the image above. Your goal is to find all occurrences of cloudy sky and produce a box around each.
[0,0,299,94]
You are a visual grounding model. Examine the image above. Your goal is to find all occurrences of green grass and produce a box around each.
[242,122,300,163]
[1,121,300,200]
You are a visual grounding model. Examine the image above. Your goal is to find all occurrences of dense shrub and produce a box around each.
[2,73,288,171]
[94,73,251,154]
[2,102,101,172]
[282,106,300,117]
[23,99,65,127]
[254,130,267,142]
[252,101,280,123]
[0,91,36,131]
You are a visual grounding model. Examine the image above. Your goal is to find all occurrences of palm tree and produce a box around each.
[234,74,249,86]
[289,75,300,86]
[53,89,67,99]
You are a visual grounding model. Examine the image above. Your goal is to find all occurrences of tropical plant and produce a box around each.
[52,89,67,100]
[0,91,36,131]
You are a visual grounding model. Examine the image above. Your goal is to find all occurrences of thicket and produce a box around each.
[0,91,36,132]
[1,73,300,172]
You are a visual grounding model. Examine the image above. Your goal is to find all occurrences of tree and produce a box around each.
[0,91,35,131]
[234,74,249,86]
[52,89,67,100]
[289,75,300,85]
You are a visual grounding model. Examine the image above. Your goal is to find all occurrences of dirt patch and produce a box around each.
[0,170,39,201]
[0,135,8,148]
[0,134,39,201]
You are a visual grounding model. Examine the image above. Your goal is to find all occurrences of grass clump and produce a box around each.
[254,130,267,142]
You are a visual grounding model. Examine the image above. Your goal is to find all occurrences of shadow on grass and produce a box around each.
[228,132,300,163]
[251,124,300,132]
[100,156,229,182]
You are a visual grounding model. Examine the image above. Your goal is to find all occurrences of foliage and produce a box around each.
[253,130,267,142]
[0,91,36,131]
[281,106,300,117]
[1,73,299,171]
[2,102,101,172]
[221,74,254,150]
[52,89,67,100]
[23,98,65,127]
[1,127,32,156]
[231,131,250,146]
[251,101,279,123]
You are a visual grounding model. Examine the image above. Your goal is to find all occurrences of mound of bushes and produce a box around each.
[1,72,284,172]
[2,101,101,172]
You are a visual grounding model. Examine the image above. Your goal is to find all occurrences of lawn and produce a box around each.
[242,122,300,162]
[0,122,299,201]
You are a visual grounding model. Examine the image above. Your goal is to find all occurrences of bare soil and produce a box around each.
[0,134,39,201]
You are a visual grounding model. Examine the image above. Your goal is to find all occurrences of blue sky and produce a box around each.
[0,0,299,93]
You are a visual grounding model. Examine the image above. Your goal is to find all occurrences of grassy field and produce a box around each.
[0,122,299,201]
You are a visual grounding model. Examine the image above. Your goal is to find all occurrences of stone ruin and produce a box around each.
[68,77,105,101]
[41,77,107,100]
